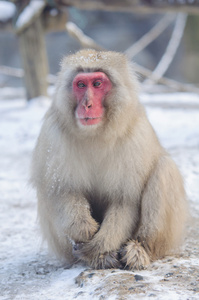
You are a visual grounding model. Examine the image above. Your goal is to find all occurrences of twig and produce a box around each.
[0,65,24,78]
[0,65,56,84]
[134,63,199,93]
[144,13,187,85]
[66,22,104,50]
[125,14,175,59]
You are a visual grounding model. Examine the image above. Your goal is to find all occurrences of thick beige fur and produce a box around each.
[31,49,187,269]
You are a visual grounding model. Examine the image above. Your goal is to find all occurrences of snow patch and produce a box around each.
[16,0,45,29]
[0,1,16,22]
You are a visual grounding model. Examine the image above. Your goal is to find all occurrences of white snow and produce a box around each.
[15,0,45,29]
[0,1,16,22]
[0,90,199,299]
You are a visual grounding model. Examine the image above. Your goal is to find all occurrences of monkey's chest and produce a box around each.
[65,145,143,202]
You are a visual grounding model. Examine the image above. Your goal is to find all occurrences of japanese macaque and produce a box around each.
[31,49,187,270]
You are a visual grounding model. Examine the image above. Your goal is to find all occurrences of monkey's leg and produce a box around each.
[73,203,138,269]
[120,156,187,270]
[38,192,99,261]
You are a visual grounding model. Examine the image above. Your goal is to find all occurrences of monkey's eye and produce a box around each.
[93,81,102,88]
[77,81,86,88]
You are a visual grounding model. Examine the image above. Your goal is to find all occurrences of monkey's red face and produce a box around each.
[72,72,112,126]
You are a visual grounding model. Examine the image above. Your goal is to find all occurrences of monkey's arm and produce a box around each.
[37,191,99,260]
[121,154,187,269]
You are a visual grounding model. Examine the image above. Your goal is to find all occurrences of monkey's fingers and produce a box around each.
[68,216,99,243]
[120,240,150,270]
[72,242,85,256]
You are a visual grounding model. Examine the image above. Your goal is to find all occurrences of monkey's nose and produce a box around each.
[83,99,93,111]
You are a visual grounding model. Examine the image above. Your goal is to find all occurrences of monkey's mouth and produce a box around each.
[78,117,102,126]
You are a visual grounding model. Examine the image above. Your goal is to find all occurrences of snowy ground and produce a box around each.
[0,89,199,299]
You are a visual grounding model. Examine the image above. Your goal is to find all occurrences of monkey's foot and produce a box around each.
[120,240,150,270]
[73,242,121,269]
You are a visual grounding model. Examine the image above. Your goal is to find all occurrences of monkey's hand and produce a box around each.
[72,242,121,269]
[68,214,99,243]
[71,203,137,269]
[120,240,150,270]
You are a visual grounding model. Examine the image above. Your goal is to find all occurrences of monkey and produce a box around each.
[31,49,187,270]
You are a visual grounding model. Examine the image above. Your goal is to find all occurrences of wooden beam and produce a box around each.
[42,8,68,33]
[0,9,67,33]
[17,16,49,100]
[55,0,199,15]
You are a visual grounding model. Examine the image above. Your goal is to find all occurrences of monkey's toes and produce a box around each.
[120,240,150,270]
[72,243,121,269]
[94,251,121,270]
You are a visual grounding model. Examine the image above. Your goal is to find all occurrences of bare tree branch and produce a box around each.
[144,13,187,85]
[0,65,24,78]
[66,22,104,50]
[134,63,199,93]
[0,65,56,84]
[125,14,175,59]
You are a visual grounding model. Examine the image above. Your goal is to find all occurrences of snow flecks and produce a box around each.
[45,146,62,195]
[69,53,108,65]
[0,91,199,299]
[0,1,16,22]
[15,0,45,29]
[45,151,61,196]
[50,9,58,17]
[51,168,61,194]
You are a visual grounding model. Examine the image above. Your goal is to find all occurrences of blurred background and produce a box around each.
[0,0,199,99]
